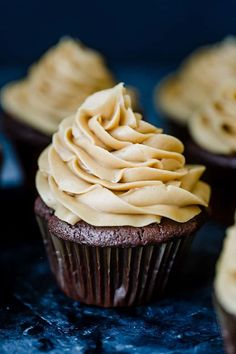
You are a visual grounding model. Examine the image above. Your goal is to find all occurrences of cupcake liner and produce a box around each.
[185,140,236,225]
[162,115,189,142]
[10,139,43,190]
[3,113,50,193]
[36,215,195,307]
[2,114,50,239]
[214,295,236,354]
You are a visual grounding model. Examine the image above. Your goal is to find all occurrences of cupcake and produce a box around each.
[35,83,210,307]
[0,144,3,182]
[186,81,236,225]
[155,37,236,139]
[214,216,236,354]
[0,37,116,189]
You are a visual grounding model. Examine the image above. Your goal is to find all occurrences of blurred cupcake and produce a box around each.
[155,37,236,139]
[0,37,116,189]
[214,216,236,353]
[186,81,236,224]
[35,83,210,307]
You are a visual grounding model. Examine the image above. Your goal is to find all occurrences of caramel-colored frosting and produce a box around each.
[189,81,236,154]
[0,37,115,135]
[215,215,236,315]
[36,83,210,227]
[156,38,236,124]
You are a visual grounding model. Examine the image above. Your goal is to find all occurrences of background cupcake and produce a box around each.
[186,81,236,225]
[155,37,236,140]
[0,37,116,190]
[35,83,210,307]
[0,144,2,171]
[214,215,236,354]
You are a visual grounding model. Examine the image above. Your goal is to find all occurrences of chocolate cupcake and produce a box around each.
[186,81,236,225]
[0,37,116,190]
[0,144,3,182]
[155,37,236,140]
[35,83,210,307]
[214,217,236,354]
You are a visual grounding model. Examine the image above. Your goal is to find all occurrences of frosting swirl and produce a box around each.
[0,37,115,135]
[215,214,236,315]
[189,81,236,154]
[156,37,236,124]
[36,83,210,227]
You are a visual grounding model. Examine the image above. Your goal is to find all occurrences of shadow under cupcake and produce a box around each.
[34,83,210,307]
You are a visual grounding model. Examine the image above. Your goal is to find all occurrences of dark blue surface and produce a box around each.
[0,63,225,353]
[1,0,236,64]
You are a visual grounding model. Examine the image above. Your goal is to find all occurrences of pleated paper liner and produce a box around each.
[36,215,194,307]
[185,140,236,226]
[214,295,236,354]
[3,113,50,193]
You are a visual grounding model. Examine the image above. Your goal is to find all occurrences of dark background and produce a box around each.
[0,0,236,65]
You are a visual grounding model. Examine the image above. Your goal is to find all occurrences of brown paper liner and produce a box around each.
[163,115,189,142]
[185,140,236,226]
[2,113,50,239]
[3,113,50,193]
[214,295,236,354]
[37,214,194,307]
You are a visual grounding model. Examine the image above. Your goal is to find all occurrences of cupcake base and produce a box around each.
[35,197,206,307]
[214,296,236,354]
[2,113,51,239]
[163,115,189,142]
[1,187,41,241]
[186,140,236,225]
[3,113,50,193]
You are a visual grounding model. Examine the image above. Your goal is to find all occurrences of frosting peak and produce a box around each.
[36,84,210,227]
[189,81,236,154]
[1,37,115,135]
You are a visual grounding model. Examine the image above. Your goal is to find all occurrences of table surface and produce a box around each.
[0,63,225,354]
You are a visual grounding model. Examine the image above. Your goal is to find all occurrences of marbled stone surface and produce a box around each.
[0,221,225,354]
[0,63,225,353]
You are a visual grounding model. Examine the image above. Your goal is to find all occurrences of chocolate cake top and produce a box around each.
[35,196,206,247]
